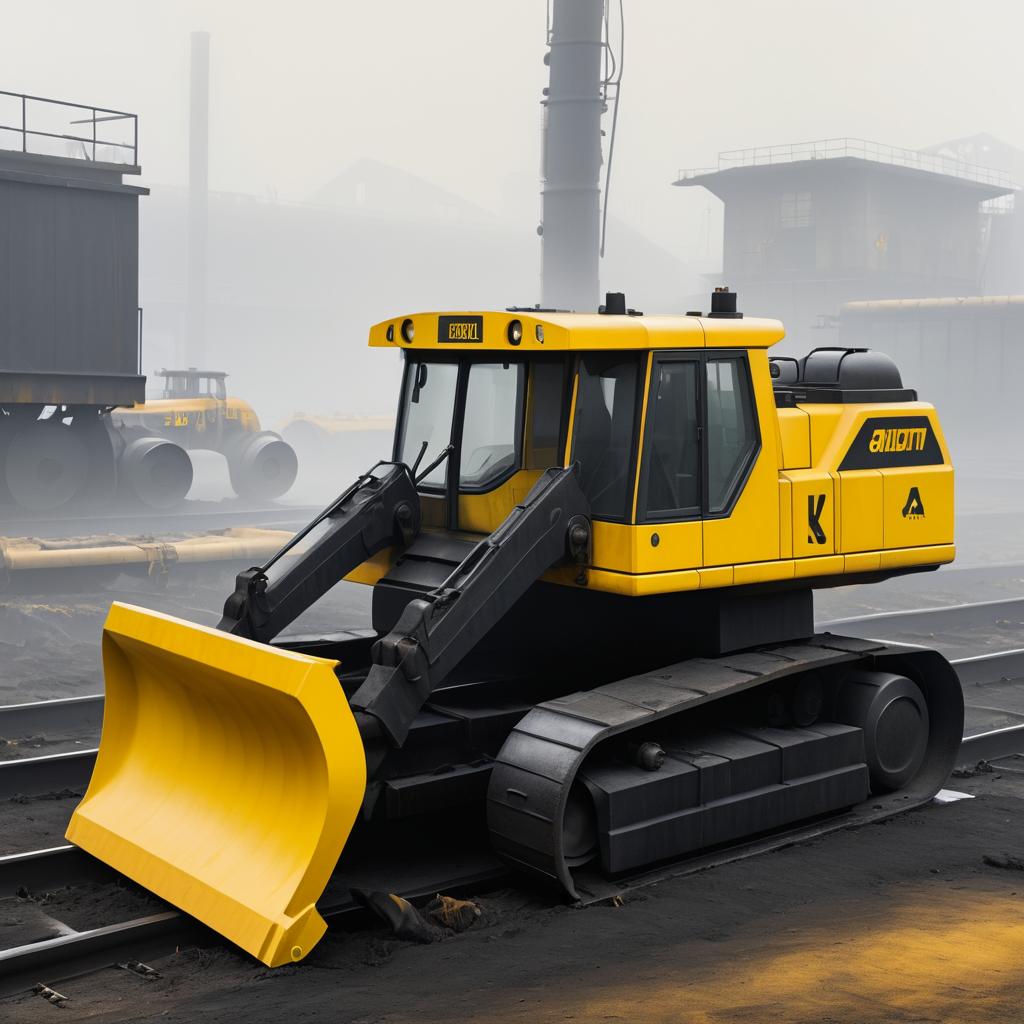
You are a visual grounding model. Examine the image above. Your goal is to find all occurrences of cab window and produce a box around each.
[397,360,458,488]
[460,362,526,491]
[706,356,758,514]
[639,358,700,520]
[524,360,567,470]
[570,353,640,521]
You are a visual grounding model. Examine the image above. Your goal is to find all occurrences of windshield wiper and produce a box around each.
[415,444,454,485]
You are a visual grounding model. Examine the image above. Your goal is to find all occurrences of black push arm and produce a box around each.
[351,465,592,747]
[217,463,420,644]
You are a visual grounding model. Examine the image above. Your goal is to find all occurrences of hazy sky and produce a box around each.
[3,1,1022,257]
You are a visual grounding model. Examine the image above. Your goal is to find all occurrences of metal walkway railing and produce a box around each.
[678,137,1014,191]
[0,89,137,165]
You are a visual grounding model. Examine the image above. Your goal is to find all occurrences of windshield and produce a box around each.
[397,356,565,497]
[397,361,458,487]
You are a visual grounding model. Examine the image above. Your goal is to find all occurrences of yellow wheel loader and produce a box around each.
[68,290,963,967]
[111,369,298,501]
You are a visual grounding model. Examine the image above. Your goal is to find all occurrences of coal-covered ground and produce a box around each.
[6,769,1024,1023]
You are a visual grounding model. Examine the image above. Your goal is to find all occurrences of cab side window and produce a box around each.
[571,353,640,521]
[460,361,525,491]
[639,359,700,520]
[705,357,757,514]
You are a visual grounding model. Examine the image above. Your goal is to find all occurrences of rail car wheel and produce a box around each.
[228,432,298,501]
[836,670,929,791]
[119,437,193,508]
[5,421,89,511]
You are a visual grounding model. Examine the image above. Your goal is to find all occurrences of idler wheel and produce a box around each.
[837,670,929,791]
[562,783,598,867]
[5,422,88,511]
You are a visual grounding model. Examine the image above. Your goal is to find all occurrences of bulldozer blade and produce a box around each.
[66,602,366,967]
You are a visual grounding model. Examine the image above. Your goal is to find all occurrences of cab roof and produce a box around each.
[368,310,785,352]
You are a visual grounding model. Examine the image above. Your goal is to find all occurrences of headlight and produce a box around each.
[507,319,523,346]
[401,318,415,343]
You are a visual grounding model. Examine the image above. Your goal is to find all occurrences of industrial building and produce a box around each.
[676,137,1023,460]
[674,138,1015,346]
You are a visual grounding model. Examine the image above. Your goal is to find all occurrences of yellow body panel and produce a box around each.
[845,551,881,573]
[459,470,545,534]
[782,470,836,558]
[778,478,794,560]
[699,565,734,589]
[776,408,811,469]
[882,466,955,549]
[634,521,703,575]
[66,603,366,967]
[840,471,884,553]
[880,543,955,570]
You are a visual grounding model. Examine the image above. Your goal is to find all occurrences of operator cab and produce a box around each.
[154,368,228,402]
[393,344,757,534]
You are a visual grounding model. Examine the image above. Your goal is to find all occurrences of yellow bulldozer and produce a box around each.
[67,290,963,967]
[111,368,298,501]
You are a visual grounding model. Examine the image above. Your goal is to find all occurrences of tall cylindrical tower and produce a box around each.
[541,0,605,311]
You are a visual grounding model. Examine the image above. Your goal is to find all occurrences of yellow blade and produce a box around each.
[66,601,366,967]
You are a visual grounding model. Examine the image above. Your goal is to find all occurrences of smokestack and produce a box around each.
[541,0,604,312]
[187,30,210,368]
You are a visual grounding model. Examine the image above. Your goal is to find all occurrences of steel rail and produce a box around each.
[0,750,97,801]
[818,596,1024,637]
[0,694,102,740]
[0,853,506,999]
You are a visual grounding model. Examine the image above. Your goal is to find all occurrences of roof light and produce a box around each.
[507,319,523,346]
[386,324,395,342]
[401,318,415,343]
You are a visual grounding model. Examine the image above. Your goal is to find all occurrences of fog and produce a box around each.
[3,0,1024,496]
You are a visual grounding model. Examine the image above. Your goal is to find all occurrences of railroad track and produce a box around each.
[1,602,1023,1000]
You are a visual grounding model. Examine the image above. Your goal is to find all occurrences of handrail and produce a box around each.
[677,136,1015,191]
[0,89,137,165]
